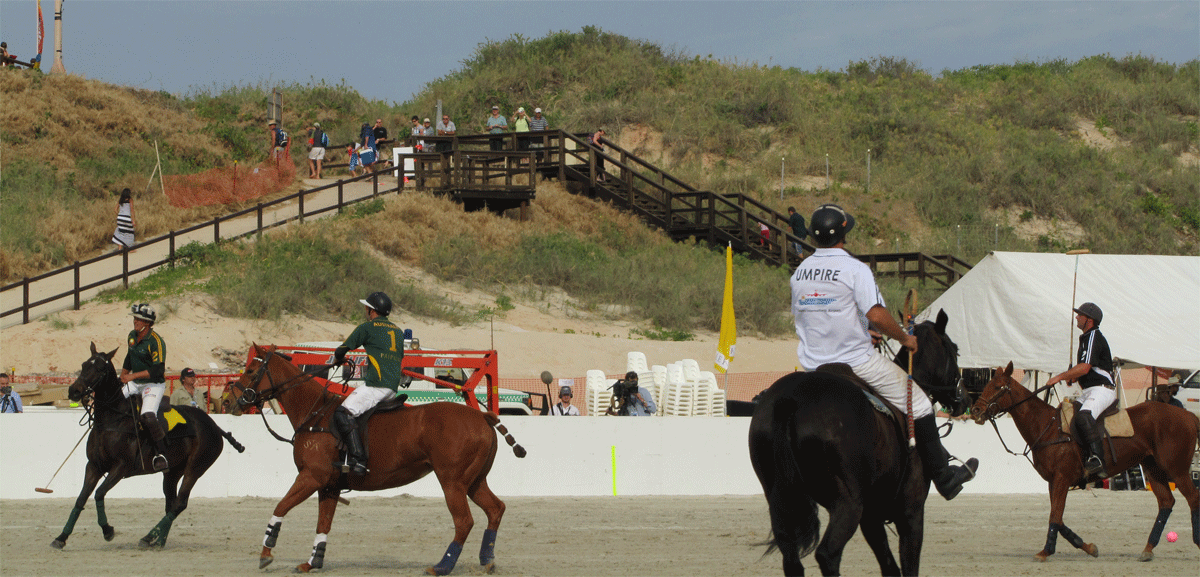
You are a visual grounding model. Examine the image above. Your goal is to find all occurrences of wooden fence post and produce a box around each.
[74,262,81,311]
[22,278,29,324]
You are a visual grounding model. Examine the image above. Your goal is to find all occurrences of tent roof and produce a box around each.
[918,252,1200,373]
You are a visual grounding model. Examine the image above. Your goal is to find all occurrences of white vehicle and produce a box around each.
[295,341,536,416]
[1176,370,1200,417]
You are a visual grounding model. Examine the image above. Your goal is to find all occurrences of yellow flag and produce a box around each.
[715,244,737,373]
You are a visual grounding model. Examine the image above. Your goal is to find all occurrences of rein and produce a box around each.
[232,351,344,445]
[977,377,1070,466]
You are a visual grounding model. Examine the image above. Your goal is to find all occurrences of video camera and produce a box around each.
[608,371,641,416]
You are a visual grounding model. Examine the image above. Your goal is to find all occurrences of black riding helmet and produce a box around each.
[809,204,856,248]
[359,292,393,317]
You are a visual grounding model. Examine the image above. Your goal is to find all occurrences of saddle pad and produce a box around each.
[159,407,198,440]
[862,389,894,417]
[1060,402,1134,437]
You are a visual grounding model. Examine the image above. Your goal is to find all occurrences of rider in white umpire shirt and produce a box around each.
[791,204,978,500]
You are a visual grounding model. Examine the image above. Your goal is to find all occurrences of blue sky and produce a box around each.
[1,1,1196,103]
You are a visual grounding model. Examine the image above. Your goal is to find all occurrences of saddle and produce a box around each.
[1059,401,1133,438]
[816,363,907,436]
[332,394,408,478]
[119,399,198,441]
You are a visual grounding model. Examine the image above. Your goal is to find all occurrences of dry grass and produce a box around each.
[0,72,227,192]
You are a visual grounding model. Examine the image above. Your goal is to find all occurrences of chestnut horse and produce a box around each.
[972,362,1199,561]
[51,343,244,550]
[229,345,526,575]
[749,310,964,576]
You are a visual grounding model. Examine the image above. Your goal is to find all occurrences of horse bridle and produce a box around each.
[230,349,343,444]
[975,377,1068,464]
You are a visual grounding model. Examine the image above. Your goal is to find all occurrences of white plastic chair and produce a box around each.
[627,351,649,374]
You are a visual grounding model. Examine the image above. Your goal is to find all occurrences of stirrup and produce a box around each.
[151,454,169,472]
[1084,456,1105,478]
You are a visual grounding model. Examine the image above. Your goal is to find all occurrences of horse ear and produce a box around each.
[935,309,949,334]
[90,341,99,355]
[106,347,118,360]
[1004,361,1014,376]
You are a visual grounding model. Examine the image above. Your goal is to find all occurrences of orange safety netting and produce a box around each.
[164,144,296,208]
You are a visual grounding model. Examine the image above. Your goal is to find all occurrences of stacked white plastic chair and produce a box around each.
[660,362,697,416]
[650,365,668,416]
[585,369,612,416]
[679,359,714,416]
[697,370,727,417]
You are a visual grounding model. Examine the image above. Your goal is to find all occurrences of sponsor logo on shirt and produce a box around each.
[798,291,835,306]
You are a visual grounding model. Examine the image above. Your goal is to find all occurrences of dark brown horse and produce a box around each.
[51,343,244,550]
[972,362,1200,561]
[748,310,964,576]
[229,344,526,575]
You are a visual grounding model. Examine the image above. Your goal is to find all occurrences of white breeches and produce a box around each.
[851,350,934,418]
[122,382,166,415]
[1078,385,1117,416]
[341,386,395,417]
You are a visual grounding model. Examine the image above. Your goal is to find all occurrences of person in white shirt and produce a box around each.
[550,386,580,416]
[791,203,977,500]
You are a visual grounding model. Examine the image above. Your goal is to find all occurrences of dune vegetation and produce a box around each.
[2,27,1197,335]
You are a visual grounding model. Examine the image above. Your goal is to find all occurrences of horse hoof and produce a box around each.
[1033,551,1050,562]
[294,563,313,573]
[1138,550,1153,562]
[259,555,274,570]
[1084,543,1099,558]
[482,561,496,574]
[50,539,65,550]
[102,525,115,542]
[425,567,450,576]
[138,538,152,550]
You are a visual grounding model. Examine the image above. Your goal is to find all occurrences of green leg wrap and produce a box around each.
[61,507,84,536]
[140,512,178,548]
[96,502,109,528]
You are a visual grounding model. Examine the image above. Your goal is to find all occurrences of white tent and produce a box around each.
[917,252,1200,373]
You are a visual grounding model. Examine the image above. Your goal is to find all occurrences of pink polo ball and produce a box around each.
[1166,531,1178,543]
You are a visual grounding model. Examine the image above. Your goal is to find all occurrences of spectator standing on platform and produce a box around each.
[0,42,13,67]
[171,368,209,413]
[307,122,327,179]
[373,118,390,148]
[436,114,457,152]
[111,188,136,251]
[0,372,22,413]
[513,107,531,151]
[550,386,580,416]
[485,105,507,151]
[528,108,549,161]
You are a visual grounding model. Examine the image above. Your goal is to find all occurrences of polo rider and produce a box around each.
[331,292,405,475]
[120,303,170,472]
[1045,302,1115,477]
[792,204,978,499]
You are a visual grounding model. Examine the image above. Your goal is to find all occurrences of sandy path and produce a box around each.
[1,177,393,329]
[2,493,1196,576]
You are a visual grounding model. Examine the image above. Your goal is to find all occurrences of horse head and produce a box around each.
[895,309,967,416]
[70,342,120,403]
[971,361,1016,424]
[228,343,275,412]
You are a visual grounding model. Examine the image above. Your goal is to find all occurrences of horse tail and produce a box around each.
[764,396,820,560]
[484,412,527,458]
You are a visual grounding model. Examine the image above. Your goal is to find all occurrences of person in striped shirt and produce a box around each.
[111,188,135,250]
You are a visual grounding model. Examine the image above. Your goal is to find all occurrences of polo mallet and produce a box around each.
[1057,249,1090,403]
[35,427,90,493]
[540,371,554,415]
[904,289,919,448]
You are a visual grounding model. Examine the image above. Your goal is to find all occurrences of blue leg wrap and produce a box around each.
[1147,508,1171,546]
[1042,524,1059,555]
[432,541,463,575]
[479,529,498,565]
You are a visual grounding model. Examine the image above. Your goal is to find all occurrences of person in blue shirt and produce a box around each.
[0,372,22,413]
[605,371,656,416]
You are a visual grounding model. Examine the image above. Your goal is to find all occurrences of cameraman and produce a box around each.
[0,372,22,413]
[605,371,657,416]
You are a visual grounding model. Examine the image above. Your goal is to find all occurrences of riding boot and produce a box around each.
[140,413,169,472]
[333,407,368,475]
[914,415,978,500]
[1074,411,1106,477]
